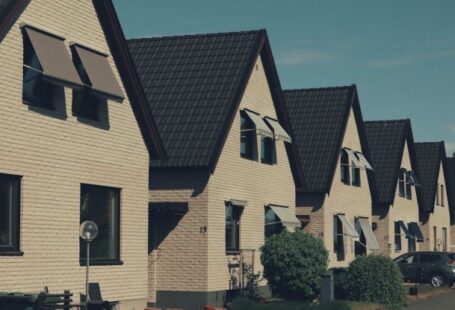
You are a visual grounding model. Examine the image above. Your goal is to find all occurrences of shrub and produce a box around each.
[260,230,329,301]
[343,255,406,308]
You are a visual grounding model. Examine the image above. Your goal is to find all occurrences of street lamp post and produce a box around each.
[79,221,99,304]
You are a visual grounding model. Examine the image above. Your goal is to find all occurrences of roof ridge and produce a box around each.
[283,84,355,93]
[127,29,265,42]
[364,118,410,124]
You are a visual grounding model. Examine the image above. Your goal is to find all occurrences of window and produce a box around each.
[71,48,106,120]
[405,172,412,200]
[351,164,361,187]
[0,174,21,254]
[443,228,447,252]
[394,222,402,251]
[408,235,416,252]
[240,114,255,159]
[436,183,440,206]
[441,185,445,207]
[433,226,437,251]
[265,207,283,238]
[340,150,350,185]
[333,216,344,261]
[398,169,406,197]
[80,184,120,264]
[226,203,242,253]
[261,136,275,164]
[396,254,415,265]
[419,253,441,263]
[354,218,366,256]
[22,30,57,109]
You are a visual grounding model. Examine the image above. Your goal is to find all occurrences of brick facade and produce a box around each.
[0,1,151,308]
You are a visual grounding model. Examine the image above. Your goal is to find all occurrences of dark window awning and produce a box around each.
[337,214,360,238]
[406,171,422,187]
[397,220,410,237]
[408,222,424,242]
[268,204,300,230]
[355,152,374,170]
[242,110,274,138]
[264,118,292,143]
[149,202,188,215]
[72,44,124,101]
[357,218,380,250]
[22,26,83,88]
[342,148,361,168]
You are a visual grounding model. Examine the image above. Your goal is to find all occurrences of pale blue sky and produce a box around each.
[113,0,455,155]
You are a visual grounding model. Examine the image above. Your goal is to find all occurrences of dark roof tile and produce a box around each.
[128,30,264,167]
[415,142,446,213]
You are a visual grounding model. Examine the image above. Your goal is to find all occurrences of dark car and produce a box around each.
[394,252,455,287]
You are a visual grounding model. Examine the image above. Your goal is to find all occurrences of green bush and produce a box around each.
[260,230,329,301]
[343,255,406,308]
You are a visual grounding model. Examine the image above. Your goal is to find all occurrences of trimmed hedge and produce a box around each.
[343,255,406,308]
[260,230,328,301]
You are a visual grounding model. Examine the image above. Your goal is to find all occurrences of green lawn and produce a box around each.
[229,298,384,310]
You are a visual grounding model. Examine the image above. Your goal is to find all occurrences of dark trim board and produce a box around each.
[150,286,271,309]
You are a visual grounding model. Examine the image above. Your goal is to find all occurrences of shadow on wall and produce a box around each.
[149,211,185,254]
[149,167,210,197]
[296,192,326,212]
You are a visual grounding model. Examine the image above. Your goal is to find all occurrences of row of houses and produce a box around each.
[0,1,454,310]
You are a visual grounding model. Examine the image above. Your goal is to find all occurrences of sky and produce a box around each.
[113,0,455,155]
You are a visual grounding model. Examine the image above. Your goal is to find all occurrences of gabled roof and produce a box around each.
[443,157,455,219]
[414,142,446,213]
[364,119,420,205]
[0,0,166,160]
[127,29,304,183]
[282,85,375,195]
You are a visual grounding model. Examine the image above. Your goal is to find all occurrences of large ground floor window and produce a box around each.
[80,184,120,265]
[226,203,243,254]
[0,173,21,254]
[264,207,284,238]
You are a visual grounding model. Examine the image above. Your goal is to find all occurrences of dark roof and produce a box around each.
[283,85,375,194]
[415,142,446,213]
[364,119,420,205]
[0,0,166,160]
[443,157,455,219]
[128,29,304,183]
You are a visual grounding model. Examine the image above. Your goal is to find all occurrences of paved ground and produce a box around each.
[408,289,455,310]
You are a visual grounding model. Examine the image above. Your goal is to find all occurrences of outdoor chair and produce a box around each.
[80,283,119,310]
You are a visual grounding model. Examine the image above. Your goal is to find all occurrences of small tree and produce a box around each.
[260,230,328,301]
[344,255,406,308]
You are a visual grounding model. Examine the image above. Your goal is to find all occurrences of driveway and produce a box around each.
[408,289,455,310]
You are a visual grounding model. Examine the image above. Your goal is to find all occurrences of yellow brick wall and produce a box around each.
[322,109,373,268]
[0,0,150,307]
[296,108,373,268]
[374,141,420,259]
[148,55,296,300]
[420,163,451,251]
[206,55,296,291]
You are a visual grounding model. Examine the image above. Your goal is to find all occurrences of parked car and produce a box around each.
[393,251,455,287]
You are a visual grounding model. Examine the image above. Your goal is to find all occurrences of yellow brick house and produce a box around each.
[364,120,424,259]
[128,30,303,309]
[415,142,451,252]
[283,85,380,268]
[0,0,165,308]
[444,156,455,251]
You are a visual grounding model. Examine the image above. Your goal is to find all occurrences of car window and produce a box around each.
[419,254,440,263]
[448,253,455,260]
[397,255,415,264]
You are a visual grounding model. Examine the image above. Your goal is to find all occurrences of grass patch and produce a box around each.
[229,297,384,310]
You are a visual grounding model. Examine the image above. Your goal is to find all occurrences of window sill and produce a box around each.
[80,259,123,266]
[0,250,24,256]
[226,251,240,256]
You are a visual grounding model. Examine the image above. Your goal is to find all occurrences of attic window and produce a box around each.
[240,113,256,160]
[340,148,362,186]
[398,169,419,200]
[71,45,124,101]
[22,26,83,108]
